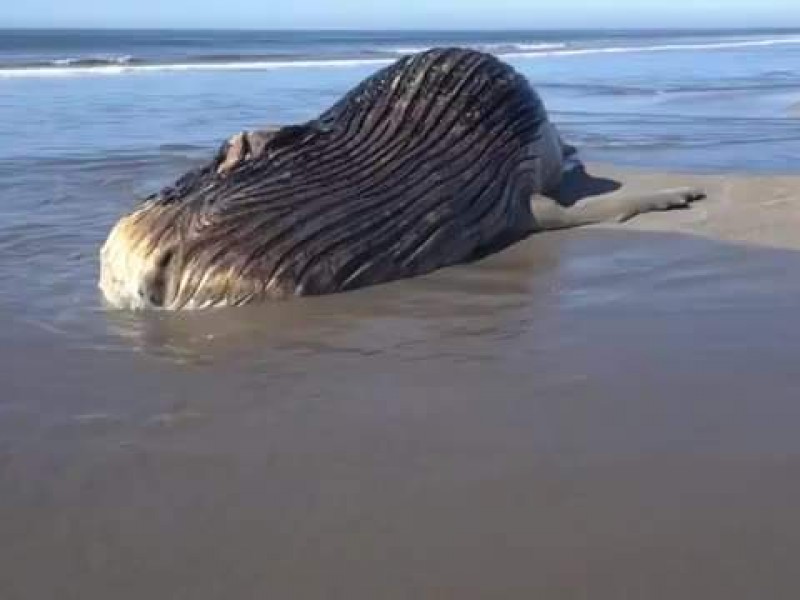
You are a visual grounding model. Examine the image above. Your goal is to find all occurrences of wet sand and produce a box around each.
[3,169,800,599]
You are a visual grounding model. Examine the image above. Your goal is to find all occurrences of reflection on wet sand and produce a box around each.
[3,229,800,600]
[100,227,568,364]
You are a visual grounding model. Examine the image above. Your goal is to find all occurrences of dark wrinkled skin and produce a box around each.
[99,48,701,310]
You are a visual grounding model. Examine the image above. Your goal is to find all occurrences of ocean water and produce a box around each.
[4,28,800,169]
[4,29,800,168]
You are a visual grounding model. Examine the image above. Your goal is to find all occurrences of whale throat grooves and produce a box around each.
[99,48,549,309]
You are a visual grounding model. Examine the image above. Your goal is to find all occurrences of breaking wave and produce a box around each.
[2,36,800,78]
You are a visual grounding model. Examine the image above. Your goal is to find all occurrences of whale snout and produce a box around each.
[99,206,177,310]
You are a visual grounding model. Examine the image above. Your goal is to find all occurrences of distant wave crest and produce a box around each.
[502,36,800,58]
[2,36,800,79]
[390,42,567,55]
[51,55,140,67]
[0,57,395,78]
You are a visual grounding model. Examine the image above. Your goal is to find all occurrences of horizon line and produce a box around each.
[4,25,800,32]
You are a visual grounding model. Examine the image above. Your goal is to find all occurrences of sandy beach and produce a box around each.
[591,163,800,250]
[2,164,800,599]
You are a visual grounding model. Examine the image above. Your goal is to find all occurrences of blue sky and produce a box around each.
[4,0,800,29]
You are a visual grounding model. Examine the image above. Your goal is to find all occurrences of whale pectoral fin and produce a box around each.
[611,187,706,223]
[530,187,705,231]
[528,194,575,231]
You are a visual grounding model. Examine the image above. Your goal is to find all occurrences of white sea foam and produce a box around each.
[0,57,396,78]
[3,37,799,79]
[487,42,568,51]
[50,55,135,66]
[391,46,434,54]
[391,42,566,55]
[504,36,800,59]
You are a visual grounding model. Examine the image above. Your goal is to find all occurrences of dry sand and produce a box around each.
[588,163,800,249]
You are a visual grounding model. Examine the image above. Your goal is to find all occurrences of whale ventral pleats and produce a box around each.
[99,48,554,309]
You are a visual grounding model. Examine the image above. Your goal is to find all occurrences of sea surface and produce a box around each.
[3,28,800,170]
[3,29,800,599]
